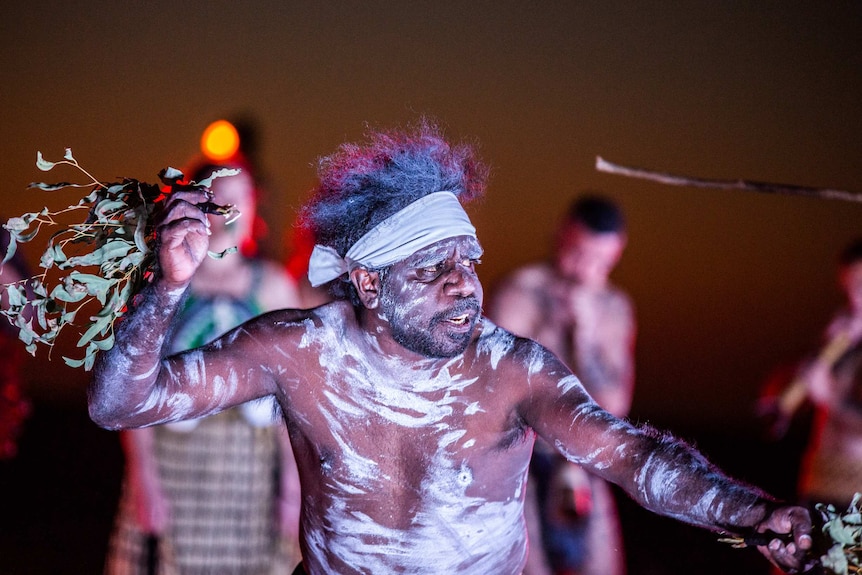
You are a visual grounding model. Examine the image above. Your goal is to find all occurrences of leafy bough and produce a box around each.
[1,149,239,370]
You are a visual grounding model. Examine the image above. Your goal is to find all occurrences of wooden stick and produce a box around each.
[595,156,862,203]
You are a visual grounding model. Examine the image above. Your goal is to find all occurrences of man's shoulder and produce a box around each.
[255,299,353,335]
[473,318,553,368]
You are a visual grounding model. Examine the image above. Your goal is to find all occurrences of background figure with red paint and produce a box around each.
[105,122,304,574]
[489,195,635,575]
[0,225,32,460]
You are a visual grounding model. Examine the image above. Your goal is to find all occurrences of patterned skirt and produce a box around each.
[105,410,287,575]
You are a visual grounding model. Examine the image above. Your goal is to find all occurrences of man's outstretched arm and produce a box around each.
[89,188,210,429]
[519,347,815,573]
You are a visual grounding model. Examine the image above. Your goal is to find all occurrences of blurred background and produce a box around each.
[1,2,860,573]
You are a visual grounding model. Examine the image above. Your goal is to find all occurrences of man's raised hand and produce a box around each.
[156,189,212,288]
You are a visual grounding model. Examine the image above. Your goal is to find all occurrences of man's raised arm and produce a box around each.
[89,188,211,429]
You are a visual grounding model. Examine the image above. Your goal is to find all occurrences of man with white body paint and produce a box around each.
[90,122,814,575]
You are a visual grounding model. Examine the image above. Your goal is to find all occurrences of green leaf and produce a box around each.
[15,227,41,243]
[1,234,18,266]
[62,355,87,368]
[65,239,134,269]
[133,208,149,253]
[31,279,47,298]
[84,347,97,371]
[822,542,849,574]
[35,300,48,330]
[116,250,146,272]
[158,166,184,186]
[63,148,75,162]
[826,517,859,546]
[94,199,127,220]
[51,243,67,264]
[4,216,30,232]
[36,151,55,171]
[194,167,241,189]
[50,283,87,303]
[76,312,112,347]
[39,249,55,269]
[68,271,114,304]
[92,333,114,351]
[16,320,35,345]
[5,284,25,308]
[28,181,73,192]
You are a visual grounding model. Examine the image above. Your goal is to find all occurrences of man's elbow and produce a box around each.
[88,401,124,430]
[87,387,132,430]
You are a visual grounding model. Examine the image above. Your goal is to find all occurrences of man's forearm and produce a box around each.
[628,428,772,533]
[88,281,188,429]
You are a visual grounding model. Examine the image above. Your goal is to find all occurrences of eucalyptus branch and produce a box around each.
[1,149,240,370]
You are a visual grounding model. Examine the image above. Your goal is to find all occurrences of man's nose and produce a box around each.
[444,264,477,297]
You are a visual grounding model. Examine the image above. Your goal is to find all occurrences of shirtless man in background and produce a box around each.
[89,121,813,575]
[490,195,633,575]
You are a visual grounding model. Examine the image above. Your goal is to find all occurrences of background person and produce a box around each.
[105,156,303,574]
[766,237,862,509]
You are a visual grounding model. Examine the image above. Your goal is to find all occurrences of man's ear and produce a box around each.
[350,268,380,309]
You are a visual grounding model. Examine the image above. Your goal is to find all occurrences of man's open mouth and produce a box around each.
[447,313,471,326]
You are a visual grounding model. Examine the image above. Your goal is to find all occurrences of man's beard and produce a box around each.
[379,285,480,358]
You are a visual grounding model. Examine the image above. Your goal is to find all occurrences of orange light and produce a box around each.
[201,120,240,161]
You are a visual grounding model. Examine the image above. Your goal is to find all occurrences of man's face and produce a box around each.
[555,223,626,289]
[377,235,484,358]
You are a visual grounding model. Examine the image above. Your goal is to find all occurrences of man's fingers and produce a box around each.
[786,507,814,551]
[160,199,211,231]
[164,189,211,211]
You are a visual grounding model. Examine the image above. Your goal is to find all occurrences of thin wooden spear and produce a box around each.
[595,156,862,203]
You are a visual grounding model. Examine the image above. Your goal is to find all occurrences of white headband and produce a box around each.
[308,191,477,287]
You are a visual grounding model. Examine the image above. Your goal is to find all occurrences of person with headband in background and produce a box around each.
[105,124,303,574]
[91,121,813,575]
